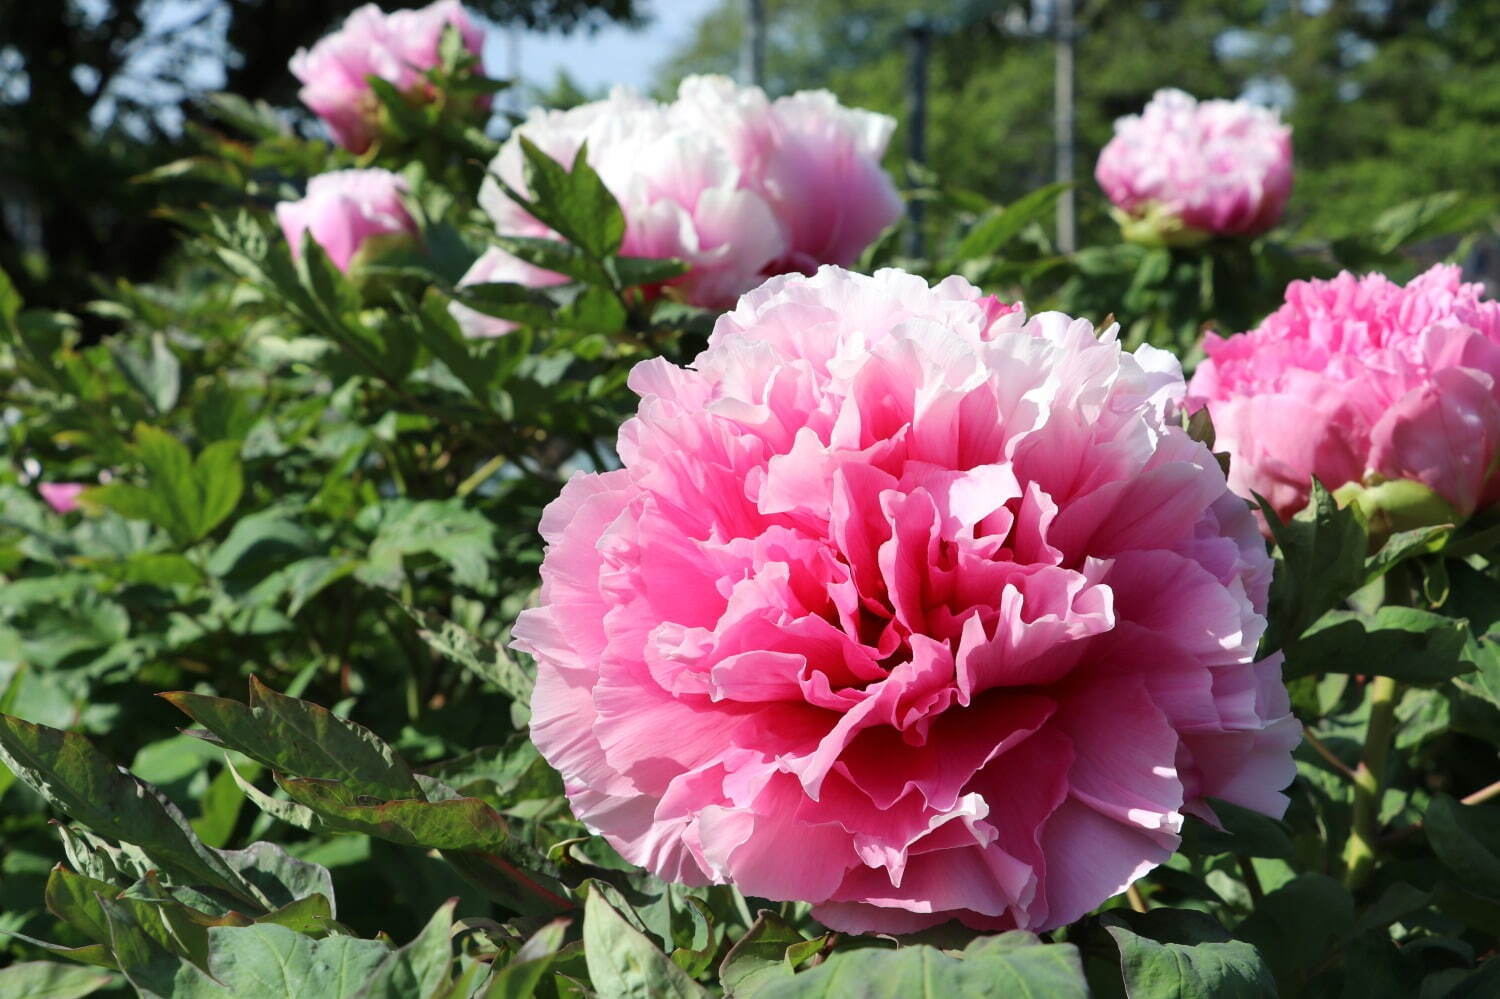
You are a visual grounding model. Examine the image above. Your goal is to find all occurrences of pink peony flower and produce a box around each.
[673,76,904,273]
[455,77,900,333]
[1187,264,1500,524]
[276,169,417,273]
[290,1,486,152]
[39,483,85,514]
[1096,89,1292,241]
[513,266,1297,934]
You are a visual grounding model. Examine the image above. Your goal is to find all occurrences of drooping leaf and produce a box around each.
[0,714,264,907]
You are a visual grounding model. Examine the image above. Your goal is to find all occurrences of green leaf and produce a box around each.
[1283,606,1471,683]
[718,910,809,997]
[131,921,393,998]
[1185,798,1296,859]
[1425,795,1500,900]
[407,605,534,705]
[162,677,420,799]
[606,255,689,288]
[0,961,114,999]
[476,918,568,999]
[755,934,1088,999]
[582,887,710,999]
[353,899,456,999]
[1234,874,1354,985]
[515,138,626,259]
[274,776,512,852]
[954,183,1068,261]
[87,426,243,545]
[108,332,181,414]
[454,277,567,328]
[0,714,264,908]
[1262,480,1369,652]
[1104,911,1276,999]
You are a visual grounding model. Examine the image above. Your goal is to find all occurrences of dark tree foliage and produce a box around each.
[0,0,642,318]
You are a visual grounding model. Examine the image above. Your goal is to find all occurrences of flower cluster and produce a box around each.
[275,169,418,273]
[451,76,903,337]
[514,266,1297,933]
[1096,88,1292,243]
[290,1,486,153]
[1188,264,1500,525]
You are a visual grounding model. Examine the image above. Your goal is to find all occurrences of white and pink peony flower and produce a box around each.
[513,266,1297,933]
[451,77,902,336]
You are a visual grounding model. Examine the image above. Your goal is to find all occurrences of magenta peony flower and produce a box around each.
[275,169,417,273]
[512,266,1297,934]
[1096,89,1292,242]
[290,1,486,152]
[1187,264,1500,525]
[39,483,85,514]
[453,77,900,335]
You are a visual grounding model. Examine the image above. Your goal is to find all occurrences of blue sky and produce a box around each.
[483,0,722,100]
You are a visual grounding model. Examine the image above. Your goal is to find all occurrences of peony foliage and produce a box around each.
[0,9,1496,999]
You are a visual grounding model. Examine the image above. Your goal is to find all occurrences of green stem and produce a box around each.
[1342,674,1400,891]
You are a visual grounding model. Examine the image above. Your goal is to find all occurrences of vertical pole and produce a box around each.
[905,17,931,258]
[1054,0,1076,253]
[741,0,766,87]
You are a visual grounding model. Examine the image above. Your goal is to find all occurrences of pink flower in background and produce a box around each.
[276,169,417,272]
[1096,89,1292,241]
[290,1,485,152]
[39,483,85,514]
[674,76,904,272]
[452,77,901,335]
[513,266,1296,934]
[1188,264,1500,524]
[449,246,571,338]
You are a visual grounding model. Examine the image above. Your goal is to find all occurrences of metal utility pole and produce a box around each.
[741,0,766,87]
[904,16,931,258]
[1053,0,1076,253]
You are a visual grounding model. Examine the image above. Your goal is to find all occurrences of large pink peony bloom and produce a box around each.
[513,266,1297,934]
[1188,264,1500,524]
[276,169,417,272]
[290,1,486,152]
[451,77,901,337]
[1096,89,1292,241]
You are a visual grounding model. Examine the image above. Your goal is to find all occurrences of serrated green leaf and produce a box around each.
[0,714,264,908]
[163,677,420,799]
